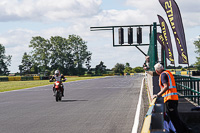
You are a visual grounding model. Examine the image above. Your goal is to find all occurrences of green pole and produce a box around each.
[153,22,158,70]
[147,22,158,71]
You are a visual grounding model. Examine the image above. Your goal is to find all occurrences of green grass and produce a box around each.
[0,76,105,92]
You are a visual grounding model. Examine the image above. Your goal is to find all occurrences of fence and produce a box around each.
[174,75,200,105]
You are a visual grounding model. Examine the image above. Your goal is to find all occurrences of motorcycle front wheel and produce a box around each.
[59,96,62,101]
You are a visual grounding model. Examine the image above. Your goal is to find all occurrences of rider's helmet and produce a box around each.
[55,70,60,76]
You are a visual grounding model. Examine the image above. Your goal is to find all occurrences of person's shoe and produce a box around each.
[186,127,193,133]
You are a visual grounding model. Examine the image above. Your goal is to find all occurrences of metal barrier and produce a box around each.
[174,75,200,105]
[141,97,165,133]
[0,76,49,82]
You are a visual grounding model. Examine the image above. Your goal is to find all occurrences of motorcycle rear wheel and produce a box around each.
[55,92,59,102]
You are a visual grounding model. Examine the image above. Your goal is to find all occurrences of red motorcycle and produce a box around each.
[50,80,65,102]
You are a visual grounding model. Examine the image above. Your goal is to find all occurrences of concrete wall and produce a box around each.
[146,71,160,101]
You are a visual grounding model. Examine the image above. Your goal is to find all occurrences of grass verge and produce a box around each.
[0,76,105,92]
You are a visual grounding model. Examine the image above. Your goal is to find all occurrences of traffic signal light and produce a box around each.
[118,27,124,44]
[128,27,133,44]
[137,27,142,44]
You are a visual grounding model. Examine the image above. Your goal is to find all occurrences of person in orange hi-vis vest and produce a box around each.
[153,63,191,133]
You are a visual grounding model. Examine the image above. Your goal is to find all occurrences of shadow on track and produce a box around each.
[61,99,88,102]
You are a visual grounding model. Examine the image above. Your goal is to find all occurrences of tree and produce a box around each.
[181,68,186,71]
[124,67,132,74]
[194,36,200,70]
[19,65,23,75]
[124,62,132,74]
[95,61,106,75]
[28,35,92,76]
[49,36,72,75]
[85,56,92,74]
[68,34,92,75]
[112,63,125,75]
[29,36,51,73]
[20,52,32,74]
[0,44,12,75]
[125,62,130,68]
[30,63,40,74]
[132,66,145,73]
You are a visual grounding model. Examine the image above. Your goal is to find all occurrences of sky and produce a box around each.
[0,0,200,73]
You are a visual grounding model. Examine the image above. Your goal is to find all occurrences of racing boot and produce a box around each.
[53,87,56,96]
[62,88,64,97]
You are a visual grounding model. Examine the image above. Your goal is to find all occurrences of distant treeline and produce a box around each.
[19,34,92,76]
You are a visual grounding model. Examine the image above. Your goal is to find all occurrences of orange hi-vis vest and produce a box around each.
[159,70,179,103]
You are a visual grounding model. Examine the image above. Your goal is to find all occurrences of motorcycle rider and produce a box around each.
[50,70,66,97]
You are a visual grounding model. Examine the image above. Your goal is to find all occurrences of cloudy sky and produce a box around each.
[0,0,199,73]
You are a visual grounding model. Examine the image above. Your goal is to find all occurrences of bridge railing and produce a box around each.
[141,97,165,133]
[174,75,200,105]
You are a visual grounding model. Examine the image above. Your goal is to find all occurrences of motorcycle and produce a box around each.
[50,80,65,102]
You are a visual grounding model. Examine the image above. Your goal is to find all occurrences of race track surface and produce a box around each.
[0,75,144,133]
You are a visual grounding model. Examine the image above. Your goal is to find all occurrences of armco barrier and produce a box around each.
[141,98,156,133]
[33,76,40,80]
[8,76,21,81]
[40,76,49,80]
[21,76,27,81]
[21,76,34,81]
[0,77,8,81]
[144,71,166,133]
[0,76,49,81]
[8,76,14,81]
[141,97,165,133]
[14,76,21,81]
[27,76,34,80]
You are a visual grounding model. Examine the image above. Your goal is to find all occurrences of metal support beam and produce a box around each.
[90,23,160,62]
[135,46,147,56]
[90,24,160,48]
[113,44,149,47]
[112,27,115,47]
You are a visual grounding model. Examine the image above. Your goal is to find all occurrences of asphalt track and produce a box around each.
[0,75,144,133]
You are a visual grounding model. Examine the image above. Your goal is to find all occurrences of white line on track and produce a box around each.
[132,77,144,133]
